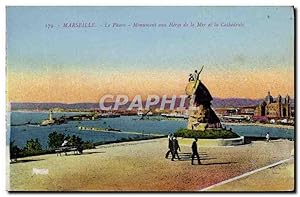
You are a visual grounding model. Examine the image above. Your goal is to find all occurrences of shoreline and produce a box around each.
[223,122,294,130]
[8,111,296,130]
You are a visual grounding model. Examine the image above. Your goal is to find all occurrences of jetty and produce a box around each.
[78,126,164,137]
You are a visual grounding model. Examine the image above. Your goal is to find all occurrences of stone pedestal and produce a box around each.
[187,105,207,131]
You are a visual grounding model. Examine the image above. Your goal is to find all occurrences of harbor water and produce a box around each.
[8,112,294,149]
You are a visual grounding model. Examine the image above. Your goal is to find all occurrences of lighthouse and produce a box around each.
[49,110,53,121]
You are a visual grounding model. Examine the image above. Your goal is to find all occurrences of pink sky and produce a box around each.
[7,67,294,103]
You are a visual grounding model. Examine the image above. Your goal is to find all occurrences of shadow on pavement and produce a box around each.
[82,151,106,155]
[166,152,236,166]
[10,159,45,164]
[200,161,237,165]
[166,152,218,162]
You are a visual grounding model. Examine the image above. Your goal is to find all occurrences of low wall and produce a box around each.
[178,136,244,147]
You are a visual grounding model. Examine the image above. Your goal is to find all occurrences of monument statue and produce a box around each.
[185,66,222,131]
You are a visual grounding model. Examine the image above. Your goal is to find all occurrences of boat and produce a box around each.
[161,113,188,119]
[78,126,121,132]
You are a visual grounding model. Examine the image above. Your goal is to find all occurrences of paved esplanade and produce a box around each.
[9,138,293,191]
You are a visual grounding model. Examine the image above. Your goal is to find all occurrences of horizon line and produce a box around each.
[8,96,295,105]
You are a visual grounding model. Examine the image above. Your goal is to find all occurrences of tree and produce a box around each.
[48,132,90,154]
[69,135,84,154]
[69,135,83,146]
[48,131,65,150]
[10,140,21,162]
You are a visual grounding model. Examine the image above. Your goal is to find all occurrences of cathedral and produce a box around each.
[255,91,292,119]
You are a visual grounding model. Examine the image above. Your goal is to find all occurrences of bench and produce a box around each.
[55,146,80,156]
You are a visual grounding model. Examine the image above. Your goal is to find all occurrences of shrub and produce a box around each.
[23,138,43,155]
[83,141,95,149]
[174,128,239,139]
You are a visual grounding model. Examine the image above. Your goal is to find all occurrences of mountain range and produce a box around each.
[9,97,265,111]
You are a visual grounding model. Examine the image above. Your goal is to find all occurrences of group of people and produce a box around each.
[165,134,181,161]
[165,133,201,165]
[165,131,271,165]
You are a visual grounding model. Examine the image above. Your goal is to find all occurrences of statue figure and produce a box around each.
[188,74,194,82]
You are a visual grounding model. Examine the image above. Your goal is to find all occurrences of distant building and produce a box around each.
[255,91,292,119]
[239,106,256,115]
[214,106,256,116]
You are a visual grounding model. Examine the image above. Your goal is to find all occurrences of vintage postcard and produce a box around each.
[6,6,295,192]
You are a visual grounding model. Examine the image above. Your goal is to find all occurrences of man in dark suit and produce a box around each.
[171,137,181,161]
[165,133,173,159]
[191,138,201,165]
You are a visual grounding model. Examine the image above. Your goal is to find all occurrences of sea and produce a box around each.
[8,112,294,149]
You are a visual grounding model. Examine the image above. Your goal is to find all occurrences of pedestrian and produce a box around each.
[266,132,270,142]
[165,133,173,159]
[191,138,201,165]
[171,136,181,161]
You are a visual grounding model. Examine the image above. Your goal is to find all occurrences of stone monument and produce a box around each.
[185,68,222,131]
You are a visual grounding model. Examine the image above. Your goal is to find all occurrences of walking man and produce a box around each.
[171,136,181,161]
[165,133,173,159]
[191,138,201,165]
